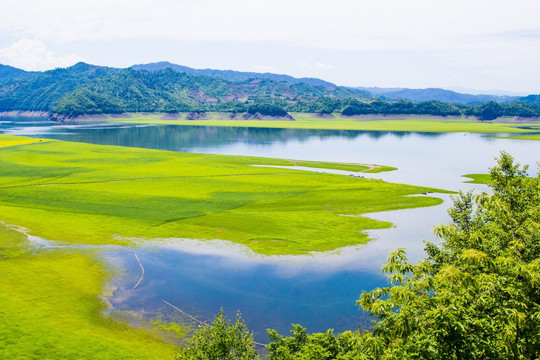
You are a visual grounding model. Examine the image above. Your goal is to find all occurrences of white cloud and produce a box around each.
[252,65,277,73]
[0,0,539,92]
[297,61,336,70]
[1,0,539,52]
[0,39,85,70]
[315,62,335,70]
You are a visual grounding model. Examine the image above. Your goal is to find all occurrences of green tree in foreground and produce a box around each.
[358,151,539,359]
[175,309,259,360]
[175,152,539,359]
[264,152,539,359]
[267,325,361,359]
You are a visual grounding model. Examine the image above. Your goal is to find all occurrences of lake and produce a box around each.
[2,116,539,341]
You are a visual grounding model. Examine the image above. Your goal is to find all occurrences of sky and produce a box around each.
[0,0,539,94]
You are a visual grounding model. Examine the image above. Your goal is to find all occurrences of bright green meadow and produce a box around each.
[105,113,540,134]
[0,136,444,254]
[0,135,447,359]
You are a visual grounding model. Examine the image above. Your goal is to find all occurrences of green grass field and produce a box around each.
[0,135,448,359]
[0,134,47,147]
[0,137,443,254]
[103,113,540,134]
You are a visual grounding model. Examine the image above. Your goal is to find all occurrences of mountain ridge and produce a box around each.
[130,61,336,88]
[357,86,518,104]
[0,62,538,118]
[1,62,534,103]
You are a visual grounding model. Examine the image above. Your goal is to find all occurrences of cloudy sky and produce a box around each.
[0,0,539,94]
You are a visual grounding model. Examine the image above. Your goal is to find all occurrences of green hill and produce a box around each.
[1,62,540,119]
[0,63,367,116]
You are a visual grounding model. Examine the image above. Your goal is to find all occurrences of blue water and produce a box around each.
[2,116,539,341]
[105,248,379,340]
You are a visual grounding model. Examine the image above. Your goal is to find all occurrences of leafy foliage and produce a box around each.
[342,99,461,117]
[357,152,540,359]
[175,309,259,360]
[267,325,361,360]
[464,100,540,119]
[247,103,288,117]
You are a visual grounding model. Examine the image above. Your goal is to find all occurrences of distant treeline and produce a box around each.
[277,98,540,120]
[336,99,540,120]
[1,62,539,119]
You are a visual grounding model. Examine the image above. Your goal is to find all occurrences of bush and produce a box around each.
[175,309,259,360]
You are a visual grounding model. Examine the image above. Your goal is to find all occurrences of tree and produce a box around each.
[246,103,289,117]
[175,309,259,360]
[267,325,361,360]
[474,101,503,120]
[357,152,540,359]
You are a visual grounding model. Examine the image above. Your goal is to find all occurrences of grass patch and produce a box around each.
[462,174,491,184]
[0,135,444,255]
[0,134,49,147]
[102,113,540,134]
[491,134,540,141]
[0,223,177,360]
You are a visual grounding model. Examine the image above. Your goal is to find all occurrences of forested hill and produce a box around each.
[0,64,38,83]
[0,62,368,115]
[0,62,539,119]
[130,61,335,88]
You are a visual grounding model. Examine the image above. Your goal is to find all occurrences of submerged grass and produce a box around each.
[0,135,444,254]
[105,113,540,134]
[0,223,178,360]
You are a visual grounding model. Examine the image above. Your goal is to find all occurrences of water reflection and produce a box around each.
[101,194,454,341]
[0,116,442,151]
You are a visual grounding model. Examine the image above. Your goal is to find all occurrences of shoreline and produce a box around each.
[2,111,540,134]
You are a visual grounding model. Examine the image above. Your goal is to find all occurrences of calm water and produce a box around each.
[2,116,539,341]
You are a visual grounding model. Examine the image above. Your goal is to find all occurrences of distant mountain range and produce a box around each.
[0,62,538,117]
[358,87,519,104]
